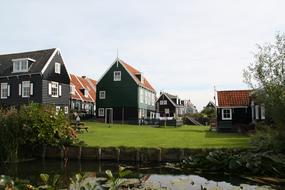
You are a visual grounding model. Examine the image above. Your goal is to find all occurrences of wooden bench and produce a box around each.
[70,122,88,132]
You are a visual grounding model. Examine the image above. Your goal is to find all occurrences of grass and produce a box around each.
[78,122,250,148]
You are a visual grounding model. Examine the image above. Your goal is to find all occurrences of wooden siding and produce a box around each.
[0,74,42,107]
[42,51,70,84]
[42,80,70,106]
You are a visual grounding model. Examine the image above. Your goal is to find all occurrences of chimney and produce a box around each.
[82,76,86,79]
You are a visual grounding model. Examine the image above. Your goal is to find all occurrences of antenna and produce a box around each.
[213,85,217,105]
[116,48,119,67]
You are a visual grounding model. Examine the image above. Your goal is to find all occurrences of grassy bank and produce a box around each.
[78,122,250,148]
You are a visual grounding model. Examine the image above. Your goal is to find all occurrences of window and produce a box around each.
[221,108,232,120]
[22,81,30,98]
[99,91,105,99]
[98,108,104,116]
[56,106,61,113]
[140,88,143,103]
[114,71,121,81]
[51,82,59,97]
[261,104,265,120]
[13,59,29,73]
[84,89,89,97]
[55,62,61,74]
[163,100,167,105]
[70,85,75,95]
[165,108,170,114]
[1,83,9,99]
[64,106,69,114]
[160,100,164,105]
[255,105,259,120]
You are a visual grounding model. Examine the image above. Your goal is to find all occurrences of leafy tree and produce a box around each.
[244,33,285,129]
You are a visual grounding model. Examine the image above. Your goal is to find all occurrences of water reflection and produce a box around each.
[0,159,278,189]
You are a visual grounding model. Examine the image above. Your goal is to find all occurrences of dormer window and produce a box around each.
[12,58,34,73]
[84,89,89,97]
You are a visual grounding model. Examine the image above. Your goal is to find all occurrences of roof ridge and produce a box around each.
[0,48,57,56]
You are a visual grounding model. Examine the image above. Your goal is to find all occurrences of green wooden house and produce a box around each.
[96,58,156,124]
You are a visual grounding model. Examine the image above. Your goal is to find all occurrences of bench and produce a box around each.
[70,122,88,132]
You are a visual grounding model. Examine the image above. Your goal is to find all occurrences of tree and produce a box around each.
[244,33,285,128]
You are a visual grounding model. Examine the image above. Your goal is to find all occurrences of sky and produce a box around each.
[1,0,285,111]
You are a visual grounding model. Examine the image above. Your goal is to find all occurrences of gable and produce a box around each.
[41,50,70,84]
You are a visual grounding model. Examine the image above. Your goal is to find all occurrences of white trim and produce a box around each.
[30,83,33,95]
[99,91,106,99]
[0,83,8,99]
[98,108,104,117]
[255,105,259,120]
[96,58,155,93]
[22,81,30,98]
[55,62,61,74]
[261,104,265,120]
[114,71,121,81]
[41,48,58,74]
[51,81,59,98]
[221,108,232,120]
[12,58,35,62]
[156,93,177,107]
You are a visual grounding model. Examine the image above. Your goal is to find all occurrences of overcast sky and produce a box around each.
[1,0,285,110]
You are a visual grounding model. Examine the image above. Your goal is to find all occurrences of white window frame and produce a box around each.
[55,62,61,74]
[56,106,61,113]
[99,91,106,99]
[255,105,259,120]
[70,85,75,95]
[64,106,69,114]
[140,88,143,103]
[84,89,89,98]
[163,100,167,105]
[13,60,29,73]
[114,71,121,81]
[51,82,59,98]
[98,108,104,116]
[1,83,8,99]
[22,81,30,98]
[261,104,265,120]
[221,108,232,120]
[165,108,170,114]
[160,100,164,105]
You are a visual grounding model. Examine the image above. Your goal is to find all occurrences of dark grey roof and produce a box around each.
[164,93,177,99]
[0,48,56,77]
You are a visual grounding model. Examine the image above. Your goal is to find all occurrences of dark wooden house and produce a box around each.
[70,74,96,117]
[0,48,70,112]
[217,90,265,131]
[96,58,156,124]
[156,92,184,118]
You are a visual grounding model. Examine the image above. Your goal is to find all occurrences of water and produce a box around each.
[0,159,281,189]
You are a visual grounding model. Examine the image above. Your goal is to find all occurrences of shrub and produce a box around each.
[0,103,77,163]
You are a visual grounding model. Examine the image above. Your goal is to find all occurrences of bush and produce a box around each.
[251,125,285,153]
[0,103,77,163]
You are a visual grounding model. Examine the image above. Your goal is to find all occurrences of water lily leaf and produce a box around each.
[105,170,113,180]
[40,174,49,184]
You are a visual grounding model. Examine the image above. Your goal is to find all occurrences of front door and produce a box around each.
[105,108,113,124]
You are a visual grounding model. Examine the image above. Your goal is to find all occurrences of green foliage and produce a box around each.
[181,149,285,177]
[69,173,100,190]
[251,125,285,153]
[105,166,132,190]
[0,103,77,163]
[244,33,285,128]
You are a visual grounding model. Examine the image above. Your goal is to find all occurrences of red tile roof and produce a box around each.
[70,74,96,103]
[217,90,252,107]
[122,61,155,92]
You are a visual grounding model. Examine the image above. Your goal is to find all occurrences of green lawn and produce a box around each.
[78,122,250,148]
